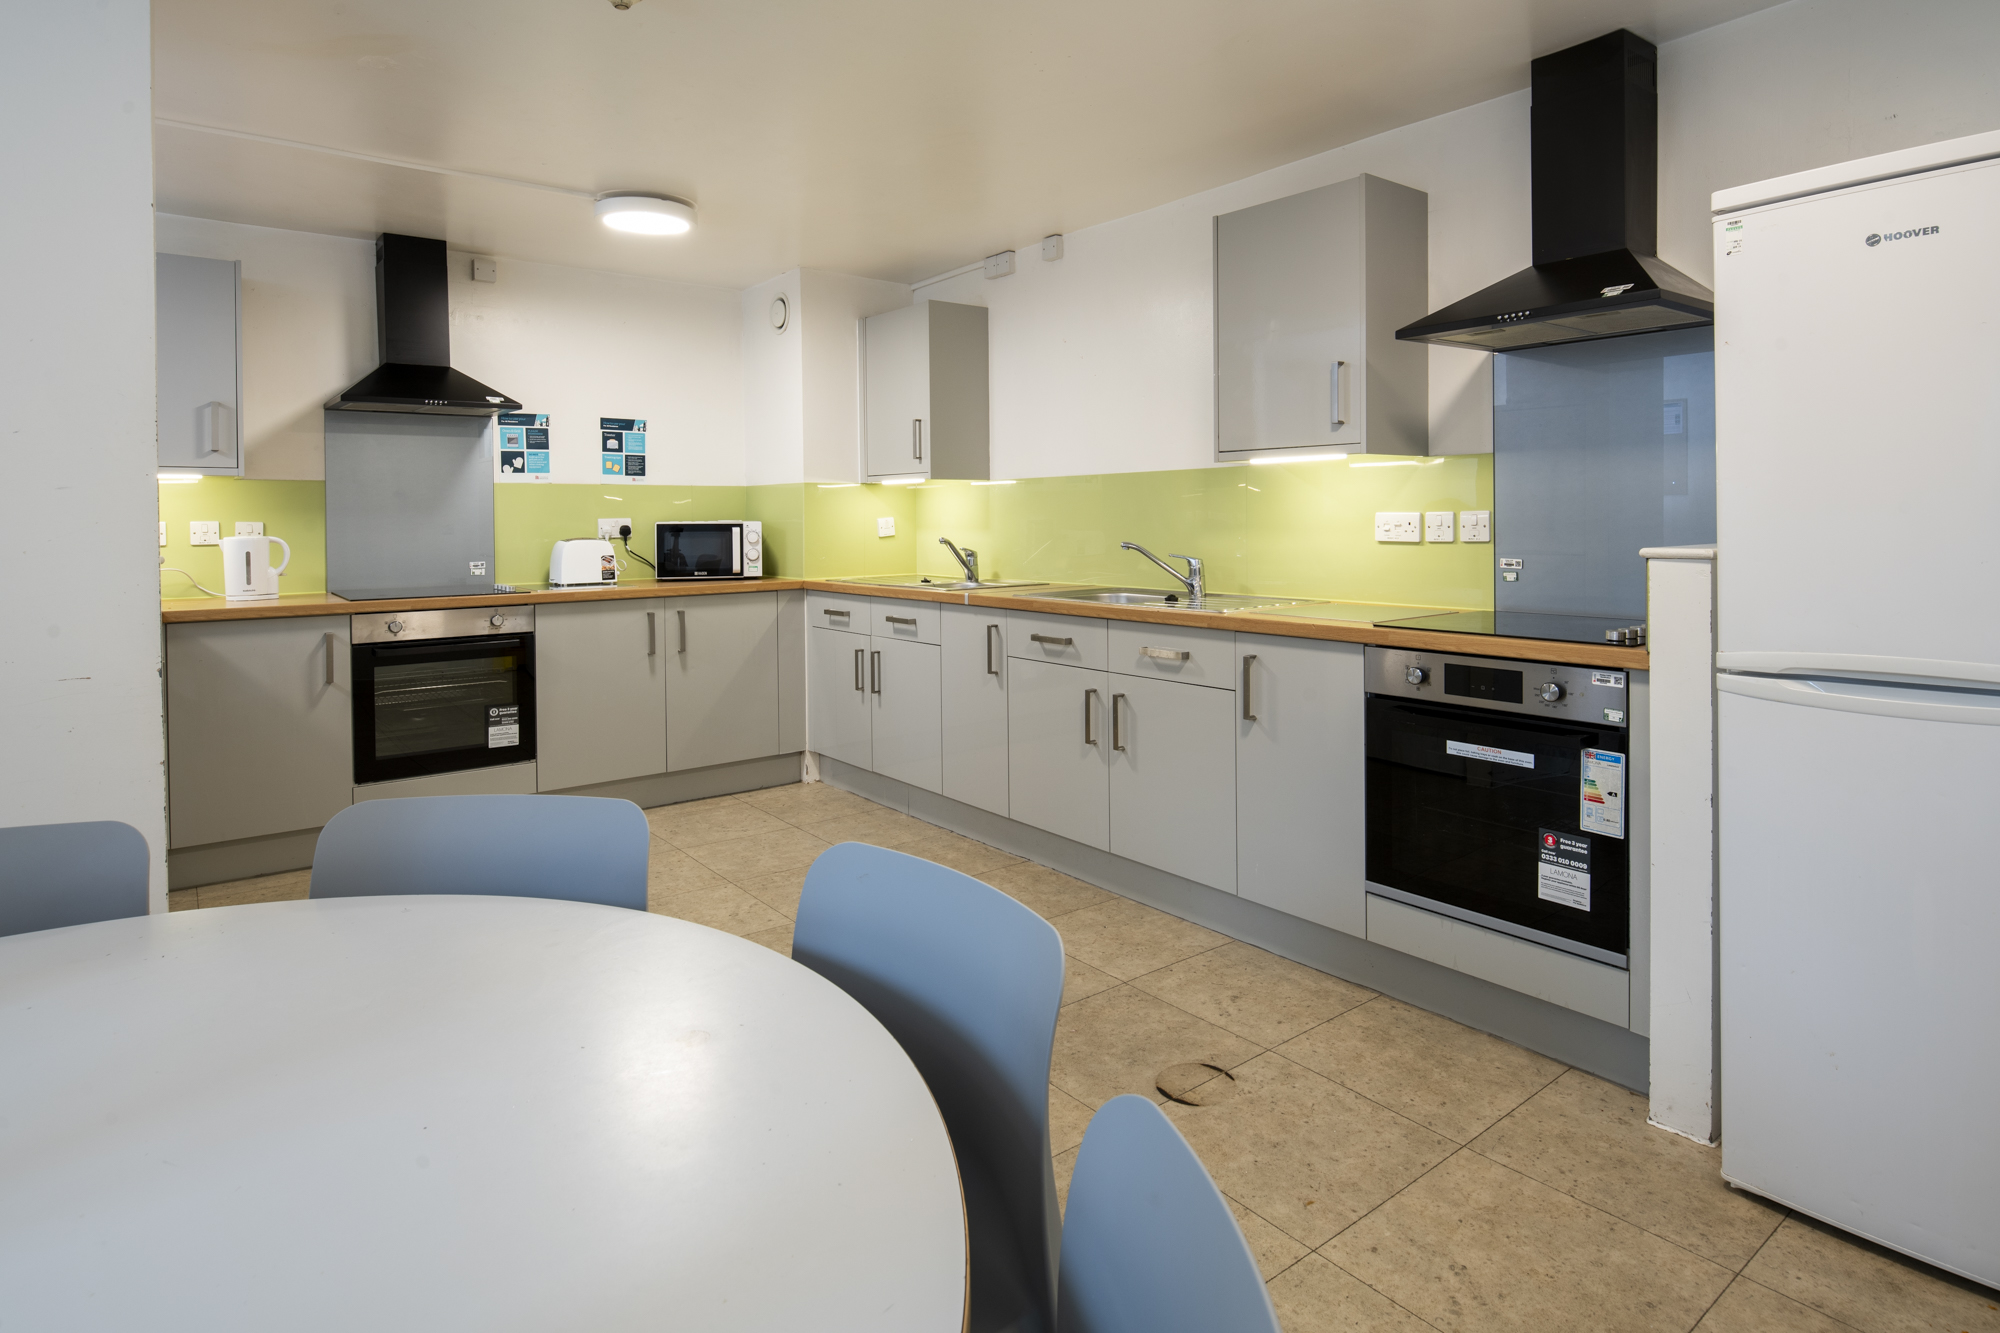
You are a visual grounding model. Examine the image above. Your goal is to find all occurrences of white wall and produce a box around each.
[0,3,168,905]
[916,0,2000,479]
[741,270,803,487]
[156,215,747,486]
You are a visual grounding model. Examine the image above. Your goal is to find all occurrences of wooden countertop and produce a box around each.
[161,577,1648,669]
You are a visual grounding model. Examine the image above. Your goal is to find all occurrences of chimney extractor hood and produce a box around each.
[1396,30,1712,352]
[326,234,521,415]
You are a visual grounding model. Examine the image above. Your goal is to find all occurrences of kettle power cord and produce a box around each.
[159,557,222,597]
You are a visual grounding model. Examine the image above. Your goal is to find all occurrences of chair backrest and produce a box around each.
[793,841,1066,1333]
[309,795,649,909]
[0,820,151,937]
[1057,1095,1280,1333]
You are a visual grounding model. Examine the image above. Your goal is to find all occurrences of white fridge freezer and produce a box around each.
[1713,130,2000,1287]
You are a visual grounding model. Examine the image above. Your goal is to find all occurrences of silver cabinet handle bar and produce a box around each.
[1241,654,1257,721]
[1083,688,1099,745]
[1031,633,1073,647]
[1140,646,1189,662]
[1111,692,1126,751]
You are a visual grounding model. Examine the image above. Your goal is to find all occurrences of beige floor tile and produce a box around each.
[1131,941,1377,1048]
[743,924,794,957]
[646,846,735,907]
[1277,997,1564,1144]
[1470,1069,1784,1270]
[737,781,882,826]
[1694,1276,1855,1333]
[799,807,939,852]
[1226,1196,1312,1282]
[981,861,1116,921]
[167,888,198,911]
[1049,1084,1095,1156]
[1741,1216,2000,1333]
[1322,1151,1734,1333]
[1266,1254,1435,1332]
[654,883,790,938]
[684,826,832,882]
[1061,956,1120,1008]
[1056,896,1228,981]
[645,795,792,850]
[199,869,311,908]
[898,827,1021,878]
[1054,1145,1079,1215]
[734,867,809,918]
[1051,985,1262,1110]
[1163,1051,1454,1248]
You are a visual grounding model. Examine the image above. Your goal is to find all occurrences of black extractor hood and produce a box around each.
[326,234,521,415]
[1396,30,1712,352]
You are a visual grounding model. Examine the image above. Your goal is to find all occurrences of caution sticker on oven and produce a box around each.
[487,704,520,749]
[1446,739,1535,769]
[1537,830,1592,911]
[1580,747,1625,839]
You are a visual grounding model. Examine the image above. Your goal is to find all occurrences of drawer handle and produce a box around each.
[822,608,851,619]
[1241,653,1257,721]
[885,615,918,626]
[1111,692,1126,752]
[1140,646,1189,662]
[1031,633,1074,647]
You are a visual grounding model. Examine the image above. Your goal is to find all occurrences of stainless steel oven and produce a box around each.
[351,607,536,785]
[1363,646,1631,966]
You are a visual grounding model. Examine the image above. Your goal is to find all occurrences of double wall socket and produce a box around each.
[1374,512,1421,543]
[598,518,633,541]
[189,521,220,546]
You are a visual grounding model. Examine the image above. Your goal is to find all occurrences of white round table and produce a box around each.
[0,897,966,1331]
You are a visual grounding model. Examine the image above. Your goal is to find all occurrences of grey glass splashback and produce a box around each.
[325,412,496,600]
[1493,326,1715,620]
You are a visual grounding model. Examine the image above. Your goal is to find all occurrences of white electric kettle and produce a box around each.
[221,534,290,602]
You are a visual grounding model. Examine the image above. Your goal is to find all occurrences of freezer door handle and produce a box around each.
[1716,650,2000,689]
[1718,671,2000,726]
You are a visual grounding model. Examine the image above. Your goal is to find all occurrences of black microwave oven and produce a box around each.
[655,521,762,580]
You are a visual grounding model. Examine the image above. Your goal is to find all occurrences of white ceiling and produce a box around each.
[153,0,1785,290]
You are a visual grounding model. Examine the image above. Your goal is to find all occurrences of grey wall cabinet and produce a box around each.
[862,300,989,480]
[1234,634,1366,935]
[940,605,1009,817]
[1214,173,1428,460]
[809,617,873,771]
[869,636,942,793]
[156,253,242,475]
[667,593,781,772]
[1007,656,1111,850]
[166,618,351,847]
[535,601,667,792]
[1107,675,1237,892]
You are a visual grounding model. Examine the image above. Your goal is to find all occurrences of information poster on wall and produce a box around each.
[497,413,551,480]
[601,417,646,477]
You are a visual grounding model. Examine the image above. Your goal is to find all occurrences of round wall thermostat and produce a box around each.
[770,295,789,331]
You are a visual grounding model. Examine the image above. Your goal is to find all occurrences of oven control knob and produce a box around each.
[489,613,506,628]
[1539,682,1565,703]
[1405,666,1428,685]
[385,620,404,635]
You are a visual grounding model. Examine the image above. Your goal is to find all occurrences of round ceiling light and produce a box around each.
[595,193,695,236]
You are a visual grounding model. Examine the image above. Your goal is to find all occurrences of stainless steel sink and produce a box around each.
[830,574,1046,592]
[1029,586,1325,613]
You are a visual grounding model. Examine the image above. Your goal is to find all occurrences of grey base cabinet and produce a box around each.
[1235,634,1366,935]
[535,600,667,791]
[940,606,1008,816]
[1108,675,1236,892]
[870,636,941,793]
[166,618,351,847]
[809,621,873,771]
[668,593,780,773]
[1007,657,1110,850]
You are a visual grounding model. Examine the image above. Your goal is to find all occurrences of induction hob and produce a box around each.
[1376,609,1646,646]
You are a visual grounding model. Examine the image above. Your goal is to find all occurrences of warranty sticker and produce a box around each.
[1537,830,1592,911]
[488,704,520,749]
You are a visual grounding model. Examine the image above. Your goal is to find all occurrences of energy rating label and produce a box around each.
[601,418,647,478]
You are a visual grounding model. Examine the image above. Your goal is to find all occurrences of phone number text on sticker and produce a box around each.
[1445,739,1535,769]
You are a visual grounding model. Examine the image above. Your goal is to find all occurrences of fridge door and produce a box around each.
[1717,671,2000,1285]
[1713,155,2000,666]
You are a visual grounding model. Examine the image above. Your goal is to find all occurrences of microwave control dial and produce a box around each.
[489,613,506,628]
[385,620,404,636]
[1538,682,1565,703]
[1405,666,1428,686]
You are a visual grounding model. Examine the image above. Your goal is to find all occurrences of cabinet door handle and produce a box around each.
[1140,645,1189,662]
[1031,633,1073,648]
[1111,692,1126,752]
[912,418,923,461]
[1241,653,1257,721]
[1083,688,1099,746]
[647,611,657,657]
[197,400,231,457]
[854,647,864,691]
[885,615,918,626]
[677,608,687,654]
[1330,360,1349,431]
[870,650,882,695]
[986,624,1001,676]
[323,632,336,686]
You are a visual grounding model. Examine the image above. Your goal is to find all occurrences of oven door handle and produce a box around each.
[364,637,528,655]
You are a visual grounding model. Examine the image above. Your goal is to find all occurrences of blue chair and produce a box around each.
[0,820,151,937]
[310,795,649,909]
[793,842,1066,1333]
[1057,1095,1279,1333]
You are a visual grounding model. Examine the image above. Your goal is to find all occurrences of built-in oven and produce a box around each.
[654,520,762,581]
[351,607,536,785]
[1363,646,1631,967]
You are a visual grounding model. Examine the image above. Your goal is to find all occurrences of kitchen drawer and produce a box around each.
[868,597,941,645]
[1008,611,1107,669]
[1109,621,1234,688]
[807,591,871,633]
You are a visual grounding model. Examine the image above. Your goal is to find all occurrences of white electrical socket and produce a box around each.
[190,521,220,546]
[1374,512,1421,543]
[1460,510,1491,543]
[598,517,633,541]
[235,521,263,537]
[1424,511,1455,543]
[157,521,167,548]
[877,516,897,537]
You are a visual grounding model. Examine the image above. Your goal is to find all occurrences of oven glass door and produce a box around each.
[655,523,741,578]
[1365,695,1628,960]
[353,634,536,784]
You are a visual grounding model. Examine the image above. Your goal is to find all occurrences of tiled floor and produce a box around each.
[174,782,2000,1333]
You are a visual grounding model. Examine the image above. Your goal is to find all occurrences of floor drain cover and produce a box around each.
[1155,1062,1239,1106]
